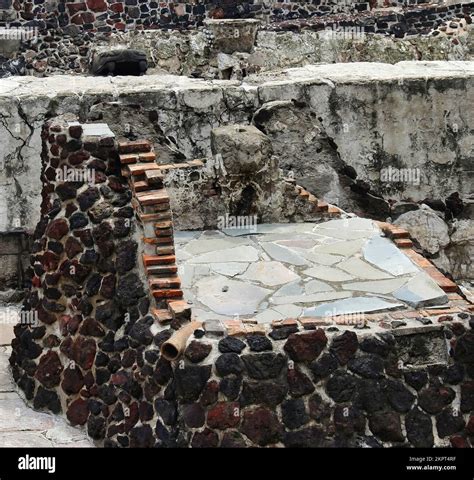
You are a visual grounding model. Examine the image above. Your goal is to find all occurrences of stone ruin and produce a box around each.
[6,111,474,448]
[0,0,472,452]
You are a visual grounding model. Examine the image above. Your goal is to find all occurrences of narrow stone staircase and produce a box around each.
[118,139,199,328]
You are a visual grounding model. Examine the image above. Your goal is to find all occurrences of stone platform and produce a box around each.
[177,217,461,328]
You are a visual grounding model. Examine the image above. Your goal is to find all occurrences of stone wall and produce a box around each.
[172,320,474,448]
[9,116,160,443]
[0,63,472,283]
[0,0,373,33]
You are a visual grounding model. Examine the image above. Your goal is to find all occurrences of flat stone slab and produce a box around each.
[303,265,355,282]
[261,242,308,266]
[303,297,404,317]
[239,261,299,286]
[196,276,271,315]
[189,245,259,263]
[177,218,446,323]
[394,273,449,308]
[363,236,419,276]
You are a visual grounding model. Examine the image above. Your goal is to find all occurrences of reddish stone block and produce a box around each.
[35,351,63,388]
[284,329,328,362]
[207,402,240,430]
[67,398,89,426]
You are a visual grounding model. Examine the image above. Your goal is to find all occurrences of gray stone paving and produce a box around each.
[177,218,449,323]
[0,308,93,448]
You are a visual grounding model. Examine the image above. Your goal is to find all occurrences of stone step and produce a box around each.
[139,211,172,223]
[119,153,139,165]
[388,227,411,239]
[118,140,152,154]
[149,276,181,289]
[127,163,163,177]
[155,228,173,238]
[136,189,170,206]
[167,300,192,322]
[154,220,173,230]
[146,265,178,276]
[145,170,165,186]
[144,237,174,249]
[151,289,183,300]
[316,201,329,212]
[156,245,175,256]
[143,254,176,266]
[394,238,413,248]
[139,151,157,163]
[132,180,150,192]
[151,308,173,325]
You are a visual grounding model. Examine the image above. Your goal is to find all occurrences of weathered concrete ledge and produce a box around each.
[0,61,473,233]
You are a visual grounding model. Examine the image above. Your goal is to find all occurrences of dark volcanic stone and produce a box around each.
[220,375,242,400]
[67,398,89,426]
[87,416,106,440]
[360,335,393,357]
[46,218,69,240]
[241,353,286,380]
[207,402,240,430]
[369,411,404,443]
[218,336,246,354]
[281,398,309,429]
[129,318,153,346]
[71,336,96,370]
[334,405,365,435]
[461,381,474,413]
[174,365,212,402]
[353,379,387,413]
[288,366,315,397]
[79,317,105,337]
[182,403,205,428]
[436,408,466,438]
[78,187,100,211]
[443,364,465,385]
[61,366,84,394]
[246,335,272,352]
[130,425,155,448]
[185,341,212,363]
[35,351,63,388]
[348,354,384,379]
[220,431,247,448]
[269,325,298,340]
[419,386,456,414]
[283,426,326,448]
[454,332,474,363]
[55,183,77,201]
[200,380,219,406]
[284,329,327,362]
[33,387,61,414]
[241,407,282,446]
[215,353,244,376]
[115,240,137,275]
[191,428,219,448]
[326,372,358,402]
[308,393,332,423]
[69,212,89,229]
[154,399,177,425]
[382,378,415,413]
[330,331,359,365]
[404,370,428,391]
[116,273,145,307]
[65,236,84,259]
[406,407,434,448]
[241,379,287,407]
[310,352,338,380]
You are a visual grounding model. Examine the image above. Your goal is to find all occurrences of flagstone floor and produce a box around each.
[0,308,92,448]
[176,217,449,324]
